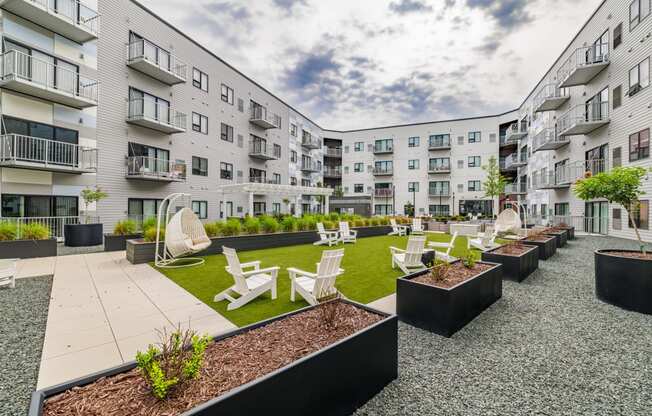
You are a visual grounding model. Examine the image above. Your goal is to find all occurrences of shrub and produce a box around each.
[113,219,137,235]
[260,216,279,234]
[19,223,50,240]
[378,216,389,225]
[0,221,18,241]
[322,220,335,229]
[136,327,210,400]
[369,218,379,226]
[243,217,261,234]
[281,216,297,232]
[203,222,223,237]
[142,217,158,232]
[302,215,317,230]
[296,217,308,231]
[143,227,164,242]
[328,212,340,221]
[353,219,364,227]
[222,218,242,236]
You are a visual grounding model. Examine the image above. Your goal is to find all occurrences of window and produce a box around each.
[2,116,79,149]
[354,141,364,152]
[629,57,650,96]
[220,123,234,142]
[374,139,393,152]
[221,84,234,104]
[468,131,481,143]
[630,0,651,30]
[586,144,608,174]
[253,202,266,216]
[290,150,297,163]
[192,112,208,134]
[127,198,162,223]
[301,179,311,187]
[1,194,78,218]
[629,200,649,230]
[408,159,419,170]
[220,162,233,180]
[192,68,208,92]
[408,136,420,147]
[127,143,169,169]
[354,163,364,172]
[237,98,244,112]
[430,157,450,171]
[354,184,364,193]
[374,160,393,173]
[613,147,622,168]
[613,208,622,230]
[429,205,449,216]
[272,173,281,184]
[630,128,650,161]
[408,182,419,192]
[429,134,450,148]
[192,156,208,176]
[468,180,481,192]
[192,201,208,219]
[250,168,266,183]
[290,124,297,137]
[468,156,481,167]
[375,205,392,215]
[429,181,450,196]
[554,203,569,217]
[541,204,548,219]
[613,85,622,109]
[614,23,623,49]
[290,176,297,186]
[272,203,281,214]
[586,87,609,121]
[272,144,281,158]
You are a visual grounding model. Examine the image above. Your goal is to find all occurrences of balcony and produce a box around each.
[504,182,527,195]
[557,43,609,88]
[248,140,278,161]
[373,144,394,154]
[558,103,609,136]
[301,134,321,150]
[533,83,569,113]
[250,104,281,130]
[535,170,571,190]
[324,147,342,158]
[505,121,528,142]
[249,176,268,184]
[532,128,570,152]
[428,164,451,174]
[0,50,98,108]
[323,167,342,178]
[428,139,451,151]
[373,167,393,176]
[499,135,516,147]
[505,152,527,169]
[127,39,186,85]
[300,160,319,172]
[125,156,186,182]
[0,134,97,173]
[0,0,99,43]
[126,98,186,134]
[374,188,393,198]
[428,188,450,197]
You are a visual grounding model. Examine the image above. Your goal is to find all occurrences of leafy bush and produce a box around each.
[136,328,210,400]
[353,219,364,227]
[322,220,335,230]
[0,221,18,241]
[19,223,50,240]
[378,216,389,225]
[296,217,308,231]
[142,217,158,232]
[113,219,137,235]
[280,216,297,232]
[203,222,223,237]
[222,218,242,236]
[369,218,379,226]
[243,217,260,234]
[303,215,318,231]
[328,212,340,221]
[143,227,164,242]
[260,216,280,234]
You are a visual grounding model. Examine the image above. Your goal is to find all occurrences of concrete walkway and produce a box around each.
[17,252,236,389]
[367,294,396,315]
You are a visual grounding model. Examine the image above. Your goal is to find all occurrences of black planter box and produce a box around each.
[0,238,57,259]
[520,237,557,260]
[396,261,502,337]
[595,250,652,315]
[556,226,575,240]
[104,233,142,252]
[29,300,397,416]
[64,223,103,247]
[482,245,539,282]
[544,230,567,248]
[126,226,393,264]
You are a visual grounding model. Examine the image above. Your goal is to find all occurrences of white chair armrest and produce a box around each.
[350,229,358,236]
[428,242,450,248]
[287,267,317,279]
[240,261,261,270]
[242,266,280,277]
[389,246,405,254]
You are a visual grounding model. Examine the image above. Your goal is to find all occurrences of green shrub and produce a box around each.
[142,217,157,232]
[204,221,223,237]
[280,216,297,232]
[328,212,340,221]
[353,219,364,227]
[222,218,242,236]
[296,217,308,231]
[322,220,335,229]
[113,219,137,235]
[378,216,389,225]
[303,215,317,230]
[260,216,279,234]
[143,227,164,242]
[0,221,18,241]
[19,223,50,240]
[369,218,379,226]
[243,217,260,234]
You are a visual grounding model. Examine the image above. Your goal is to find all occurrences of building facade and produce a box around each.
[0,0,650,242]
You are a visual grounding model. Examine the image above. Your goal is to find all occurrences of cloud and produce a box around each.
[466,0,532,30]
[205,1,251,21]
[272,0,308,15]
[389,0,433,15]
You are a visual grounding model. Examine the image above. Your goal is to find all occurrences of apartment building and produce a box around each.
[0,0,650,243]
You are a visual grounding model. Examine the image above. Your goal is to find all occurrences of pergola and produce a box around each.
[217,183,334,217]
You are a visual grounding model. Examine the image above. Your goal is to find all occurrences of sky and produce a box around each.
[140,0,603,130]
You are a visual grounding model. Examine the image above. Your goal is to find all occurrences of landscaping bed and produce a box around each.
[521,235,557,260]
[482,243,539,282]
[0,238,57,259]
[543,229,567,248]
[104,233,142,252]
[595,249,652,315]
[33,300,397,416]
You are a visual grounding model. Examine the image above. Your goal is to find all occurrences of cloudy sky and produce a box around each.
[140,0,602,130]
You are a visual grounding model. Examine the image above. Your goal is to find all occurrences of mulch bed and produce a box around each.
[413,262,494,289]
[603,251,652,260]
[523,235,554,242]
[43,302,382,416]
[493,244,534,256]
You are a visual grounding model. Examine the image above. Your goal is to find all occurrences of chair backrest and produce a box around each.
[222,246,248,293]
[314,249,345,299]
[339,221,350,235]
[481,225,496,246]
[412,218,422,230]
[404,236,426,266]
[445,232,458,255]
[390,218,398,231]
[316,222,328,239]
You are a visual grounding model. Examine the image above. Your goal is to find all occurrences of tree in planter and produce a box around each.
[574,167,649,253]
[80,187,108,224]
[482,156,508,218]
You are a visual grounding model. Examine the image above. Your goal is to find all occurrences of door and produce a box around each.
[226,201,233,218]
[585,201,608,234]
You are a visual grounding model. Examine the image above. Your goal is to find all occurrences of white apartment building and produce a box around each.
[0,0,650,243]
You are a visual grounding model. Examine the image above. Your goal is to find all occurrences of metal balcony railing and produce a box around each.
[0,215,98,242]
[533,83,569,112]
[323,167,342,178]
[373,143,393,154]
[248,140,277,160]
[557,102,609,136]
[505,152,527,169]
[0,134,97,172]
[250,104,281,129]
[429,163,451,173]
[126,156,186,181]
[127,97,187,131]
[300,160,319,172]
[325,147,342,158]
[11,0,100,38]
[127,38,187,82]
[428,187,450,197]
[505,121,528,141]
[504,182,527,194]
[557,43,609,87]
[301,135,321,149]
[374,188,393,198]
[532,128,570,152]
[373,167,393,175]
[429,138,451,149]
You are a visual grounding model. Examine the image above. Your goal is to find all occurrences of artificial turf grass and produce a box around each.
[155,233,474,327]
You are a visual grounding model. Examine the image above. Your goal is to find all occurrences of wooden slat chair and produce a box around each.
[214,246,280,310]
[0,259,18,289]
[390,235,428,274]
[287,249,345,305]
[338,221,357,244]
[411,218,424,235]
[468,225,500,251]
[314,222,339,246]
[388,219,408,236]
[428,232,459,263]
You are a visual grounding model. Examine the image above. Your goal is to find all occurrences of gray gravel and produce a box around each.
[355,236,652,416]
[0,276,52,416]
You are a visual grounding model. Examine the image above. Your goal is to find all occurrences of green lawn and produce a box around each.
[155,233,476,327]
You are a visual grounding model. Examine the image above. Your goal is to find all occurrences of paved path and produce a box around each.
[17,252,236,389]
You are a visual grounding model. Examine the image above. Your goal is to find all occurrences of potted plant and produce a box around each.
[574,166,652,315]
[104,219,142,252]
[64,187,108,247]
[30,300,397,416]
[396,253,502,337]
[0,221,56,259]
[482,241,539,282]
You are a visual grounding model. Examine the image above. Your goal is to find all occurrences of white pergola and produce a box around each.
[217,183,334,217]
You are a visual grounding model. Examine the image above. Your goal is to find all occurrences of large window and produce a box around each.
[192,201,208,219]
[192,112,208,134]
[128,198,163,223]
[374,139,393,152]
[354,163,364,172]
[354,141,364,152]
[220,162,233,180]
[629,200,649,230]
[554,203,569,217]
[408,182,419,192]
[374,160,392,172]
[630,0,651,30]
[128,143,169,173]
[2,116,79,165]
[192,156,208,176]
[629,128,650,161]
[468,131,481,143]
[290,124,297,137]
[430,157,450,171]
[1,194,78,217]
[614,23,623,49]
[354,184,364,193]
[429,181,450,195]
[408,136,420,147]
[586,87,609,121]
[220,123,234,142]
[221,84,234,104]
[629,57,650,96]
[129,87,170,123]
[429,205,449,216]
[375,205,392,216]
[468,156,481,167]
[192,68,208,92]
[429,134,450,147]
[468,180,481,192]
[408,159,419,170]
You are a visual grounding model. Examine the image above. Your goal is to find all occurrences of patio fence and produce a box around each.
[0,215,100,241]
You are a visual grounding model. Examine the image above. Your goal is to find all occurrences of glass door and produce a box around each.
[585,201,608,234]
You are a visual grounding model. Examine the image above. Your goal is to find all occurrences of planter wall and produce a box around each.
[104,234,142,252]
[64,223,103,247]
[558,227,575,240]
[595,250,652,315]
[29,301,398,416]
[396,261,503,337]
[0,238,57,260]
[544,231,567,248]
[520,237,557,260]
[482,245,539,282]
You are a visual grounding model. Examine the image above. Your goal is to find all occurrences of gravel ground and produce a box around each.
[355,236,652,416]
[0,276,52,416]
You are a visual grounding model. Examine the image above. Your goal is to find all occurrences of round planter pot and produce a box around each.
[595,250,652,315]
[64,223,104,247]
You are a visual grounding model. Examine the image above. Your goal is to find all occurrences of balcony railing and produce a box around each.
[125,156,186,182]
[428,188,450,197]
[250,104,281,129]
[504,182,527,194]
[428,163,451,173]
[325,147,342,158]
[323,167,342,178]
[534,159,608,189]
[0,134,97,173]
[300,160,319,172]
[126,98,187,133]
[0,0,100,42]
[532,128,570,152]
[557,102,609,136]
[127,38,187,85]
[248,140,278,160]
[249,176,271,184]
[373,167,393,176]
[301,135,321,149]
[429,139,451,150]
[505,121,528,142]
[505,152,527,169]
[373,144,393,154]
[557,43,609,88]
[374,188,393,198]
[0,49,98,108]
[533,83,569,112]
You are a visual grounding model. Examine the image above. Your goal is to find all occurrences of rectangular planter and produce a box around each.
[396,261,503,337]
[29,301,397,416]
[104,233,142,252]
[0,238,57,259]
[520,237,557,260]
[544,230,567,248]
[481,245,539,282]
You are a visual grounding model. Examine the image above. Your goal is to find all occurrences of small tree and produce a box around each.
[574,167,648,253]
[80,186,108,223]
[482,156,508,218]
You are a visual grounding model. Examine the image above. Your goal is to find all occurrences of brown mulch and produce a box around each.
[603,251,652,260]
[523,235,554,242]
[493,244,535,256]
[412,261,494,289]
[42,302,382,416]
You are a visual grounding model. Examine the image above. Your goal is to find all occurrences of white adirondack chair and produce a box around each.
[388,219,408,236]
[428,232,459,263]
[338,221,357,243]
[390,235,428,274]
[411,218,424,235]
[214,247,280,310]
[287,249,345,305]
[0,259,18,289]
[468,226,499,251]
[314,222,339,246]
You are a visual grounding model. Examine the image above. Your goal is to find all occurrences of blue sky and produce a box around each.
[141,0,602,130]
